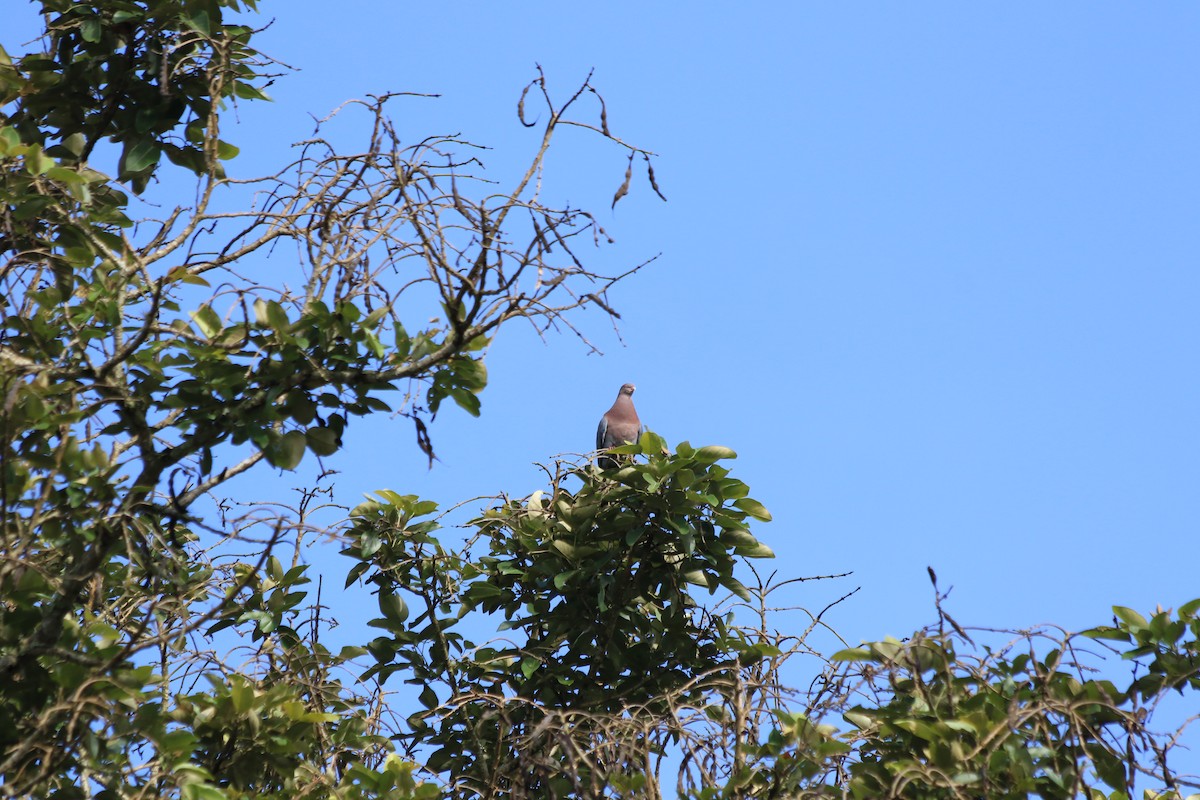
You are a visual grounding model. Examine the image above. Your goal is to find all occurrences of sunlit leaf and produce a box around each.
[695,445,737,462]
[733,497,772,521]
[190,305,223,338]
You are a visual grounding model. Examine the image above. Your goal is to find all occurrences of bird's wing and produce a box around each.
[596,415,609,450]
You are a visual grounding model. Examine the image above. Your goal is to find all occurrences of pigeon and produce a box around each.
[596,383,641,469]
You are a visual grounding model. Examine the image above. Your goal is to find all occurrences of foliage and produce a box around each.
[0,1,662,797]
[338,443,1200,799]
[2,4,1199,800]
[1,0,263,195]
[343,436,782,797]
[718,586,1200,799]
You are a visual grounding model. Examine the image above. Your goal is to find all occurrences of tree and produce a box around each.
[0,1,662,795]
[2,4,1198,800]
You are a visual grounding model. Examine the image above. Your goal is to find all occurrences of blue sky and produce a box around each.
[8,0,1200,755]
[225,2,1199,640]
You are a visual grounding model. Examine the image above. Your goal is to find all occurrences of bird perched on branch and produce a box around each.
[596,383,641,469]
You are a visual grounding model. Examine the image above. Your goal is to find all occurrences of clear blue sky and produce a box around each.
[10,0,1200,729]
[227,2,1199,640]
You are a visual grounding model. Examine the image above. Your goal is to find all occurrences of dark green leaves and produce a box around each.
[1,8,689,798]
[305,426,339,456]
[794,601,1200,800]
[119,137,161,175]
[458,437,771,705]
[264,430,306,469]
[427,355,487,418]
[336,441,783,790]
[379,592,409,624]
[6,0,272,196]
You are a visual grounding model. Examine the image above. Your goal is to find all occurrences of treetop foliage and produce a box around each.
[2,3,1198,799]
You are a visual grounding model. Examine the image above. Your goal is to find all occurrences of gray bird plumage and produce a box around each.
[596,383,641,469]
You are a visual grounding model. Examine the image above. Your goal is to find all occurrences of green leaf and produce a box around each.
[185,119,206,145]
[733,497,772,521]
[60,132,85,157]
[266,430,307,470]
[1113,606,1147,630]
[363,306,388,329]
[695,445,737,462]
[345,561,369,588]
[306,426,339,456]
[359,531,381,558]
[843,710,875,728]
[164,143,205,173]
[265,300,289,332]
[374,489,407,507]
[722,576,753,601]
[638,430,667,454]
[159,729,197,756]
[1093,746,1126,789]
[418,685,438,709]
[0,126,20,153]
[735,543,775,559]
[393,322,411,356]
[167,266,210,287]
[229,678,254,713]
[121,138,161,174]
[379,592,409,624]
[1080,626,1132,643]
[181,272,211,286]
[551,540,577,559]
[413,783,441,800]
[182,785,226,800]
[413,499,438,517]
[190,305,223,338]
[80,17,102,43]
[741,643,782,662]
[450,386,481,416]
[233,81,272,101]
[24,146,53,176]
[135,105,163,134]
[185,10,212,35]
[287,393,316,425]
[720,528,758,547]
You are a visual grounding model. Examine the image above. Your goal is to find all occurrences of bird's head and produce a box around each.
[620,383,636,396]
